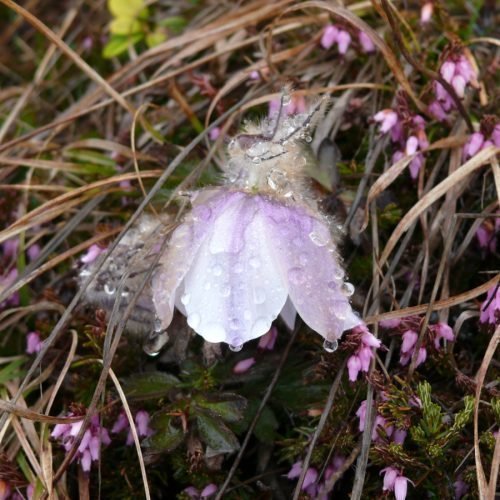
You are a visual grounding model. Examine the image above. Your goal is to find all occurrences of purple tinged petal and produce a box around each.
[89,435,101,461]
[27,244,41,262]
[26,332,43,354]
[451,74,466,98]
[416,347,427,367]
[100,428,111,446]
[405,136,419,156]
[183,486,200,498]
[78,429,92,454]
[320,25,339,49]
[393,429,407,444]
[409,154,424,180]
[373,110,398,134]
[347,355,362,381]
[390,121,404,143]
[480,286,499,325]
[135,410,151,437]
[287,461,303,479]
[358,31,375,53]
[356,400,367,431]
[209,127,221,141]
[492,124,500,147]
[420,2,433,23]
[394,475,409,500]
[80,449,92,472]
[258,326,278,350]
[456,55,477,83]
[111,412,129,434]
[428,100,448,121]
[69,420,84,437]
[81,244,104,264]
[200,484,218,498]
[401,330,418,353]
[361,331,381,348]
[454,478,469,499]
[475,225,490,249]
[302,468,318,490]
[381,466,398,491]
[464,132,484,158]
[440,61,456,83]
[337,30,351,54]
[51,423,71,439]
[358,346,373,372]
[379,318,401,329]
[233,357,256,374]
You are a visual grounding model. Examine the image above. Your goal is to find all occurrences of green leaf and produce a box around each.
[254,406,279,442]
[143,414,184,452]
[108,0,145,18]
[196,411,240,455]
[0,359,25,385]
[145,30,167,48]
[110,17,143,36]
[193,393,246,423]
[102,33,144,59]
[122,371,180,400]
[158,16,187,33]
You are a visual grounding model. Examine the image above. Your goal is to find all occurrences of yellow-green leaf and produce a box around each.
[145,30,167,48]
[110,17,143,35]
[102,33,144,59]
[108,0,144,18]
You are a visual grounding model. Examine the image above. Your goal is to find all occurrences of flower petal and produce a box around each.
[264,202,360,341]
[180,193,288,345]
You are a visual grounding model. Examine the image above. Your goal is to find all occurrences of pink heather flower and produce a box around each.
[379,318,402,329]
[135,410,152,438]
[81,244,105,264]
[0,268,20,308]
[258,326,278,350]
[409,154,424,180]
[358,31,375,53]
[372,415,393,441]
[492,124,500,146]
[392,429,407,445]
[463,132,484,159]
[432,323,454,349]
[302,467,318,491]
[209,127,221,141]
[373,109,399,134]
[112,410,153,445]
[428,100,448,121]
[480,285,500,325]
[249,70,260,80]
[2,238,18,260]
[381,467,412,499]
[26,331,43,354]
[0,480,11,500]
[452,74,466,98]
[416,347,427,366]
[454,477,469,499]
[347,354,362,381]
[475,216,499,254]
[356,400,368,431]
[336,30,351,54]
[286,461,303,479]
[320,25,339,49]
[52,413,110,472]
[440,61,456,83]
[184,486,201,498]
[200,484,218,498]
[111,412,128,434]
[151,157,361,348]
[27,244,41,262]
[401,330,418,354]
[420,2,433,23]
[233,357,256,374]
[405,136,419,156]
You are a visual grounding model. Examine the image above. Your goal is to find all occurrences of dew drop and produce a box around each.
[180,293,191,305]
[282,93,292,106]
[121,290,129,298]
[293,154,307,167]
[249,257,261,269]
[104,283,116,295]
[212,264,222,276]
[288,267,306,285]
[229,343,243,352]
[327,281,337,290]
[333,268,345,280]
[253,288,266,304]
[304,134,313,143]
[154,317,163,332]
[323,339,338,353]
[220,285,231,297]
[187,313,201,329]
[309,230,329,247]
[267,169,287,192]
[341,282,355,297]
[252,156,262,164]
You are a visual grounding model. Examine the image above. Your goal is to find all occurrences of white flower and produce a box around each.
[152,103,361,350]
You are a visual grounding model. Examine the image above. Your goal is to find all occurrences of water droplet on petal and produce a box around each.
[154,317,163,332]
[220,284,231,297]
[282,93,292,106]
[341,282,355,297]
[304,134,312,143]
[327,281,337,290]
[288,267,306,285]
[229,318,241,330]
[229,343,243,352]
[333,268,345,280]
[309,230,329,247]
[252,156,262,164]
[253,288,266,304]
[180,293,191,305]
[143,329,168,356]
[323,339,338,353]
[104,283,115,295]
[187,313,201,329]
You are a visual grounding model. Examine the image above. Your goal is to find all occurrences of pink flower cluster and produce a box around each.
[346,324,381,382]
[381,466,413,500]
[429,50,478,121]
[463,118,500,160]
[373,106,429,180]
[420,2,433,24]
[380,316,454,368]
[111,410,153,445]
[286,456,345,499]
[356,400,406,444]
[183,483,218,499]
[480,285,499,326]
[321,25,375,54]
[51,414,111,472]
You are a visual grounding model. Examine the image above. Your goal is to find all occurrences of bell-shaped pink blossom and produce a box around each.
[480,285,500,325]
[379,318,401,329]
[358,31,375,53]
[336,30,351,54]
[258,326,278,350]
[401,330,418,354]
[347,355,362,382]
[200,484,218,498]
[394,475,409,500]
[286,461,303,479]
[381,467,412,499]
[381,466,399,491]
[233,357,256,374]
[432,322,454,349]
[356,400,368,431]
[420,2,433,23]
[373,109,399,134]
[26,331,43,354]
[81,244,105,264]
[320,25,339,49]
